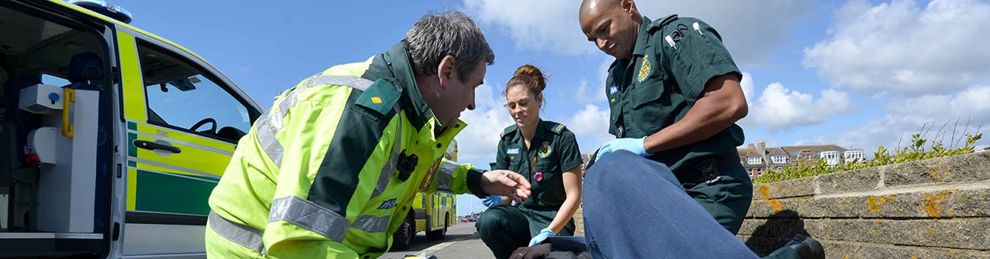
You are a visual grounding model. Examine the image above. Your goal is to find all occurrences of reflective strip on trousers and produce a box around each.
[209,212,265,253]
[269,196,349,242]
[352,215,391,233]
[257,75,374,167]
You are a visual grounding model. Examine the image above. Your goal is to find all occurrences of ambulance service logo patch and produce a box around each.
[378,198,397,209]
[638,58,651,82]
[539,142,552,158]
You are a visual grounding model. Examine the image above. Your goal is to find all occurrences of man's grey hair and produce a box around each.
[404,11,495,80]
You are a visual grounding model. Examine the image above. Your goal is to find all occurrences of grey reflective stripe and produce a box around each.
[269,196,349,242]
[256,113,284,166]
[352,215,391,233]
[439,160,459,175]
[371,110,403,198]
[255,75,374,167]
[302,75,374,90]
[208,212,265,253]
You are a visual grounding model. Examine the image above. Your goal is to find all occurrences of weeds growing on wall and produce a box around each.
[754,124,983,184]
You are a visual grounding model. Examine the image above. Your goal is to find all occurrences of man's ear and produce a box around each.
[437,55,457,90]
[620,0,637,15]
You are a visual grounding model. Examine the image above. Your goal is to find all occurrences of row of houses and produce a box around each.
[737,141,865,179]
[576,141,864,180]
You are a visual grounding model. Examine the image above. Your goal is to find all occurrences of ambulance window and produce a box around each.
[136,42,251,143]
[41,74,70,86]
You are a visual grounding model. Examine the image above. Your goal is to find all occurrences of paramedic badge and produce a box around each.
[538,142,552,158]
[638,58,651,82]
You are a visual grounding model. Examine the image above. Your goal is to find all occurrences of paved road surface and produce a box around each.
[382,221,496,259]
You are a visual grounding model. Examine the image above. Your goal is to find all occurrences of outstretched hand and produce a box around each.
[480,170,531,203]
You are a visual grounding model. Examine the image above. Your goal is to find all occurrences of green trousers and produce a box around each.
[679,160,754,234]
[476,206,575,259]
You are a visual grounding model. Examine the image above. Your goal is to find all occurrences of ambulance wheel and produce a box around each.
[426,213,448,240]
[392,214,415,250]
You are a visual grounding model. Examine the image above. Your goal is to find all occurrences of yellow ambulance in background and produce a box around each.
[0,0,262,257]
[392,141,458,250]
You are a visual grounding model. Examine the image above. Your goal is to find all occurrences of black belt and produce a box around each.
[672,150,741,187]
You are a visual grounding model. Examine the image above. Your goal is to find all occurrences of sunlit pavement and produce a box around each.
[382,222,496,259]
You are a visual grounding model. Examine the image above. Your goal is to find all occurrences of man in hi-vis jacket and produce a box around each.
[206,11,531,259]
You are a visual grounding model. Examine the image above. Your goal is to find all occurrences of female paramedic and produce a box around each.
[476,64,584,259]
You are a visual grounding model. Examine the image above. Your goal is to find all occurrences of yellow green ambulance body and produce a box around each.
[1,0,262,257]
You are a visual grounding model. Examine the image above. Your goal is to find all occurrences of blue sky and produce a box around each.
[118,0,990,216]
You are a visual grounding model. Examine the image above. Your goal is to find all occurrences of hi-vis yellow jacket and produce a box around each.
[205,43,486,259]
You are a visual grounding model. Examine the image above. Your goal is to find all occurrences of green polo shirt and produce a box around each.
[605,15,745,172]
[493,120,582,210]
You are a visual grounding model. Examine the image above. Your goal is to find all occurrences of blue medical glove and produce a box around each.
[481,195,502,208]
[528,228,555,247]
[594,137,649,162]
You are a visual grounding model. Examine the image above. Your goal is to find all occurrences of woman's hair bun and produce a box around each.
[512,64,546,91]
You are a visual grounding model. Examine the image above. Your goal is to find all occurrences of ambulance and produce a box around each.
[392,141,458,250]
[0,0,262,257]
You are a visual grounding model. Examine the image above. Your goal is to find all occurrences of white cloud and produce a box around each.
[740,71,755,104]
[953,87,990,115]
[794,137,831,147]
[635,1,813,66]
[455,84,513,167]
[565,104,614,154]
[464,0,812,66]
[835,86,990,152]
[573,57,615,107]
[574,79,608,104]
[804,0,990,96]
[464,0,596,55]
[744,82,856,131]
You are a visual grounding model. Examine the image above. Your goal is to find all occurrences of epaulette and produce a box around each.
[648,14,679,33]
[501,125,518,138]
[548,122,567,135]
[354,79,401,117]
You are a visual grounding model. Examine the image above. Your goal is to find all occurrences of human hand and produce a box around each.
[527,228,555,247]
[594,137,648,162]
[481,170,531,203]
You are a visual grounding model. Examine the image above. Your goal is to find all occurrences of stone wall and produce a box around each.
[573,152,990,258]
[740,152,990,258]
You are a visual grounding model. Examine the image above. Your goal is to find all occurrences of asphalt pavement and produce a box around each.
[381,221,495,259]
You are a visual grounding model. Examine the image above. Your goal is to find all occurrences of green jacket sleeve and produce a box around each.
[438,158,488,198]
[556,130,584,172]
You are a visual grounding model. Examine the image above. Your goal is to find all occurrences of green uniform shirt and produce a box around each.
[493,120,582,210]
[605,15,745,172]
